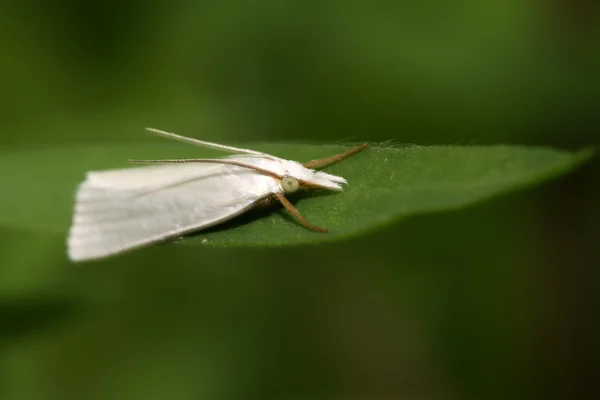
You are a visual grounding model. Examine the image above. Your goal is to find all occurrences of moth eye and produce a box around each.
[281,176,299,193]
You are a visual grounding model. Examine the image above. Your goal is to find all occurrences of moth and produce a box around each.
[67,128,367,262]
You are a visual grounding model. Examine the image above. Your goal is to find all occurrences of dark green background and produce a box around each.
[1,1,598,399]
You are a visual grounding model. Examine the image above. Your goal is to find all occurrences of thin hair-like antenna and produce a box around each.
[128,158,282,179]
[145,127,269,156]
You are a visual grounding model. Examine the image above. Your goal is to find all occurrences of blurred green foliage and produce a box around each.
[0,1,598,399]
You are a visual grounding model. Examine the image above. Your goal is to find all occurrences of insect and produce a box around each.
[67,128,367,262]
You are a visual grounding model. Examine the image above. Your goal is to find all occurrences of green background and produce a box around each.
[1,1,598,399]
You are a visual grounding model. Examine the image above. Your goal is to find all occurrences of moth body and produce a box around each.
[67,128,366,262]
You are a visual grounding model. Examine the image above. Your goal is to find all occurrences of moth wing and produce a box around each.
[67,160,279,262]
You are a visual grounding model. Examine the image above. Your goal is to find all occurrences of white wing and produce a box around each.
[67,158,281,262]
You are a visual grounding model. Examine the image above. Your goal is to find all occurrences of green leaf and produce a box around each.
[0,142,592,247]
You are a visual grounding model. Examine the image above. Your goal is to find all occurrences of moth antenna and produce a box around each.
[128,158,282,179]
[144,127,270,157]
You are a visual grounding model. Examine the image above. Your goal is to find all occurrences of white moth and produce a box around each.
[67,128,367,262]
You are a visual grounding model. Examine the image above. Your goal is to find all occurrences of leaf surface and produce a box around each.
[0,142,592,246]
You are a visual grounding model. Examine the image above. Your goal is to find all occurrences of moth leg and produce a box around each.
[274,192,328,233]
[303,142,368,169]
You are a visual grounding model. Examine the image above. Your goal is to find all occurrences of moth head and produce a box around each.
[279,161,347,192]
[299,170,347,191]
